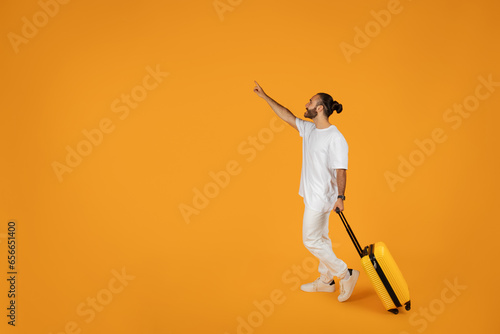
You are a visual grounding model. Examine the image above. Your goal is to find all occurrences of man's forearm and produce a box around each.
[263,95,295,121]
[336,169,346,196]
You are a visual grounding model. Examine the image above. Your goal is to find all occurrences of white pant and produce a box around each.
[302,206,348,283]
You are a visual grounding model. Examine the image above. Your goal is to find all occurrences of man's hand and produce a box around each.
[333,198,344,213]
[253,81,267,98]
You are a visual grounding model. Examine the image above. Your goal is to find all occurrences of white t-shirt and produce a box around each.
[296,117,348,213]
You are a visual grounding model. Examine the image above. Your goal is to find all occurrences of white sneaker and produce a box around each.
[300,277,335,292]
[338,269,359,302]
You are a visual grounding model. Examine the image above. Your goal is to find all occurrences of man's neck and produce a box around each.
[313,118,332,129]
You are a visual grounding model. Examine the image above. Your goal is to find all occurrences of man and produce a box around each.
[253,81,359,302]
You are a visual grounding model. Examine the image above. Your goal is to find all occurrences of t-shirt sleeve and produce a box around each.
[328,134,349,170]
[296,118,313,138]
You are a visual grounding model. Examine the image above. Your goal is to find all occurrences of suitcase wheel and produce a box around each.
[388,308,399,315]
[405,301,411,311]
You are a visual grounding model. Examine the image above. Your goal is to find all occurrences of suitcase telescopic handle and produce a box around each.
[335,208,363,258]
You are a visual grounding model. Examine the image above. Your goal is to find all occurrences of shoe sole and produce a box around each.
[300,287,335,293]
[300,284,335,293]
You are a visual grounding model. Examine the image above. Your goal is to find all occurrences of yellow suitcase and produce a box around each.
[336,210,411,314]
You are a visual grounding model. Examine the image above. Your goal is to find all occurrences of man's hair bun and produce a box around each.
[333,102,343,114]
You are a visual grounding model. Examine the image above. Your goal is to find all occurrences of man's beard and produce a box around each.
[304,107,318,119]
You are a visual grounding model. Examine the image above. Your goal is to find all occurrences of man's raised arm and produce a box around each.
[253,81,298,131]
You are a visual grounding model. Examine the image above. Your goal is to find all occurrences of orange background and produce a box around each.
[1,0,499,333]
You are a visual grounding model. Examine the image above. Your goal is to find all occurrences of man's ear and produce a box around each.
[316,104,324,113]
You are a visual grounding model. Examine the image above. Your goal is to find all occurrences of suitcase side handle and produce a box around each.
[335,208,363,258]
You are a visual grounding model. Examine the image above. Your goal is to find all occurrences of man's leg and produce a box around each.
[318,215,334,282]
[301,206,349,292]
